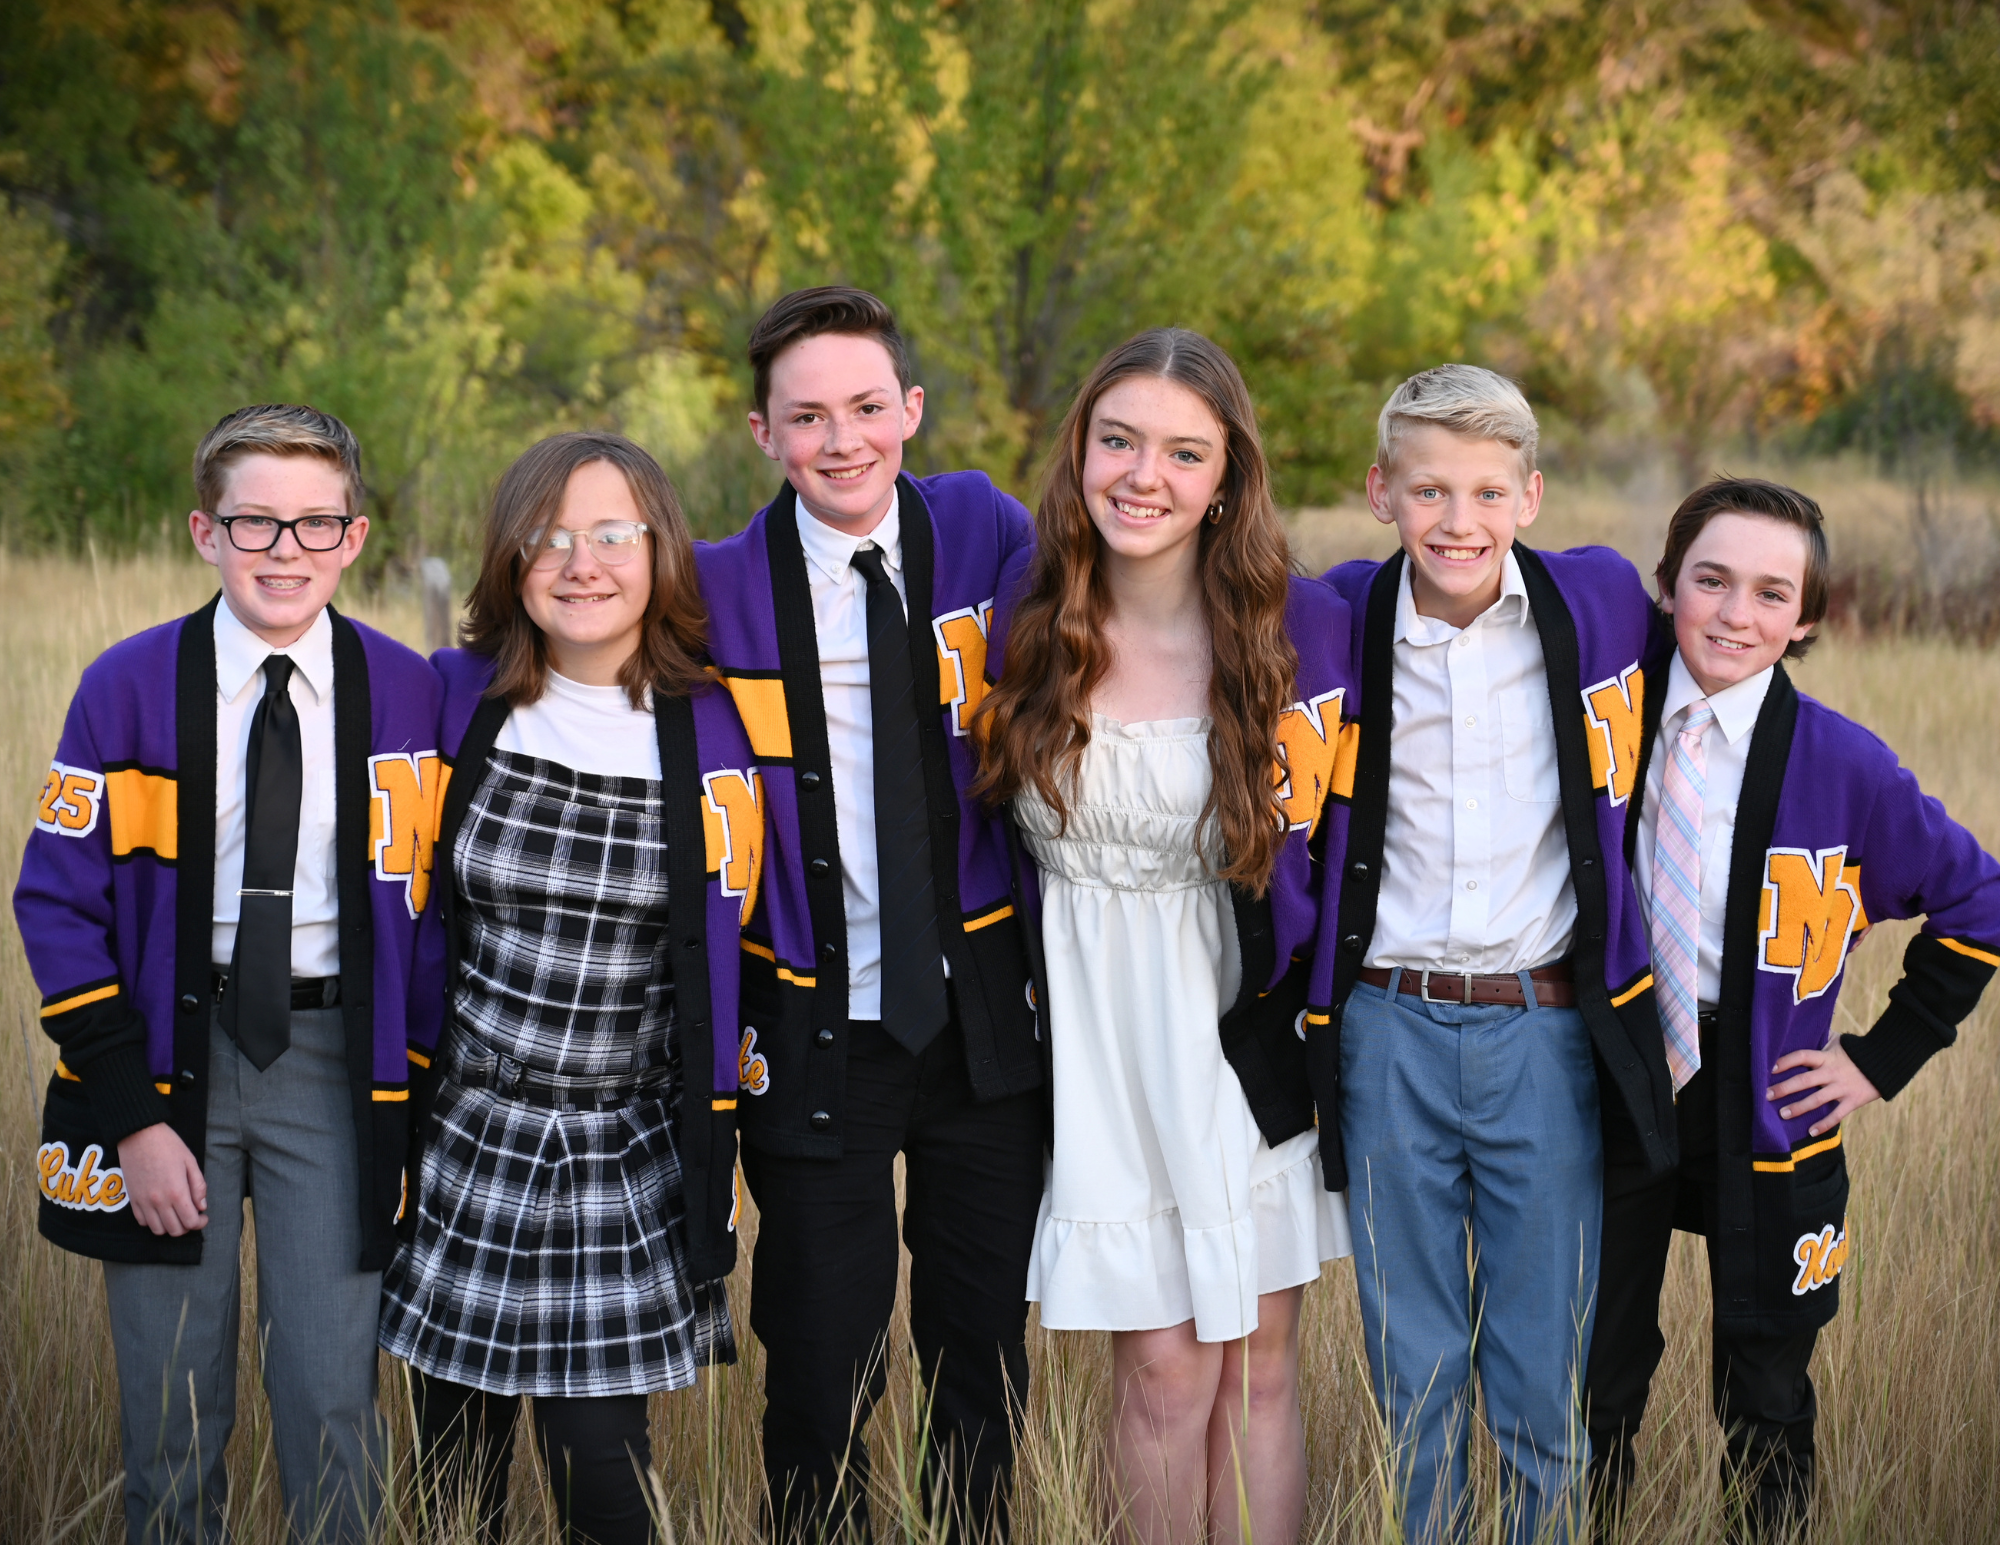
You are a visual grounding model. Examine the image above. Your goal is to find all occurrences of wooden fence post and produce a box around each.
[421,557,454,654]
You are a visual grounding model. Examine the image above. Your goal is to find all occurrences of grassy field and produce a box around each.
[2,528,1997,1543]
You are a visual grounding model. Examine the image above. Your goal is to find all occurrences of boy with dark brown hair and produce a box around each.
[696,288,1045,1539]
[1587,477,2000,1539]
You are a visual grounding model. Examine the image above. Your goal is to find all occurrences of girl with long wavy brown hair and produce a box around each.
[976,330,1353,1545]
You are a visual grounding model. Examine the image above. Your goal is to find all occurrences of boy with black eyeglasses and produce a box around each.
[16,404,445,1544]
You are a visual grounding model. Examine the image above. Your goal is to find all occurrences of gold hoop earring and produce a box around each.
[1205,500,1224,524]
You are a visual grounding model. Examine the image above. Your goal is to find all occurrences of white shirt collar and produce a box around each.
[796,487,902,588]
[1393,547,1531,645]
[1663,651,1772,746]
[214,595,335,706]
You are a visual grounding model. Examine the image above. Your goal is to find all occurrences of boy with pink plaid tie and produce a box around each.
[1586,477,2000,1540]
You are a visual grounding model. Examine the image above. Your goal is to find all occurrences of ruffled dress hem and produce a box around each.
[1028,1144,1352,1342]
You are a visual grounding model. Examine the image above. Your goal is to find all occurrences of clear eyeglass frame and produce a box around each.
[521,520,652,570]
[210,513,355,553]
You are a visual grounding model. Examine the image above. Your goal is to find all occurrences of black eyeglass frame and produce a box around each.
[206,512,358,553]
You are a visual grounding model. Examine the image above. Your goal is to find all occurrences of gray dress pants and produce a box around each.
[103,1008,385,1545]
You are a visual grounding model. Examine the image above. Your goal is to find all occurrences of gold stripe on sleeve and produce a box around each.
[41,983,120,1018]
[1940,936,2000,969]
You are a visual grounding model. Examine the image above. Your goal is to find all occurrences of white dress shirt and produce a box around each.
[797,492,912,1021]
[212,598,341,977]
[1369,552,1578,973]
[496,670,662,780]
[1634,654,1772,1006]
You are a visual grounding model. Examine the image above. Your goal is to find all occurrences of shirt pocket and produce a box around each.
[1498,687,1562,804]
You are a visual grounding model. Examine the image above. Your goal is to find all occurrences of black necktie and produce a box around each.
[222,654,302,1070]
[851,546,949,1054]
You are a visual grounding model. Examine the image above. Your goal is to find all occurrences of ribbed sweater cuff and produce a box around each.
[1841,988,1953,1102]
[81,1044,175,1147]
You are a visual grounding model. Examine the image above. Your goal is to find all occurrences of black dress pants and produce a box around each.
[742,1016,1045,1543]
[1585,1038,1819,1543]
[411,1368,656,1545]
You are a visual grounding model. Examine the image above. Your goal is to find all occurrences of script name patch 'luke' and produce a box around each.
[1758,846,1867,1003]
[38,1141,129,1214]
[1582,663,1645,806]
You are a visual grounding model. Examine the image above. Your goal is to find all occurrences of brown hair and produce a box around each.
[193,404,367,516]
[462,432,709,708]
[972,329,1299,895]
[1657,476,1829,660]
[747,286,913,418]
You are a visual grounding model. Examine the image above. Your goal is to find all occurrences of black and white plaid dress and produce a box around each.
[380,749,735,1396]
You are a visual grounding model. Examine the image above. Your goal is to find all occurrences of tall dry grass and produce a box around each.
[2,543,1997,1543]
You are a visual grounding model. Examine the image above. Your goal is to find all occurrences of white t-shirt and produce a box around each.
[496,670,661,779]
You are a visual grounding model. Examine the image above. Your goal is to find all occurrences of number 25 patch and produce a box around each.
[36,762,104,839]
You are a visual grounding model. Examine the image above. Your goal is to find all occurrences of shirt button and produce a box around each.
[1464,715,1476,726]
[1465,798,1477,810]
[1466,880,1478,891]
[815,1028,835,1048]
[809,859,831,878]
[800,770,823,792]
[809,1110,832,1131]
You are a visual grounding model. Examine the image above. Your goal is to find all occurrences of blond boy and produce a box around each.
[1315,367,1672,1544]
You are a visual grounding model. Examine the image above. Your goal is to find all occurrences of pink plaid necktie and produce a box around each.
[1652,699,1714,1093]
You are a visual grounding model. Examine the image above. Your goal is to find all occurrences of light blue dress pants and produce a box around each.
[102,1010,385,1545]
[1339,973,1601,1545]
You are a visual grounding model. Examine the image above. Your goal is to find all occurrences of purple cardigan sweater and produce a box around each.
[411,649,759,1278]
[986,561,1361,1146]
[694,471,1041,1158]
[16,598,444,1268]
[1625,655,2000,1332]
[1319,545,1674,1186]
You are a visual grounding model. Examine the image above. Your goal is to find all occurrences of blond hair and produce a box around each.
[1376,364,1538,478]
[193,404,367,517]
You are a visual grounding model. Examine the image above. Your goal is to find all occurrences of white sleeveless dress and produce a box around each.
[1019,715,1351,1344]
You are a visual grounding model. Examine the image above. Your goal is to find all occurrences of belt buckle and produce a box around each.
[1420,970,1473,1006]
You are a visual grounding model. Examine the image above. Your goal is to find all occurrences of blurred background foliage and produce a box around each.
[1,0,1997,567]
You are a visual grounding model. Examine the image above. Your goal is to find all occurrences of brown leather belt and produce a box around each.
[1357,962,1575,1008]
